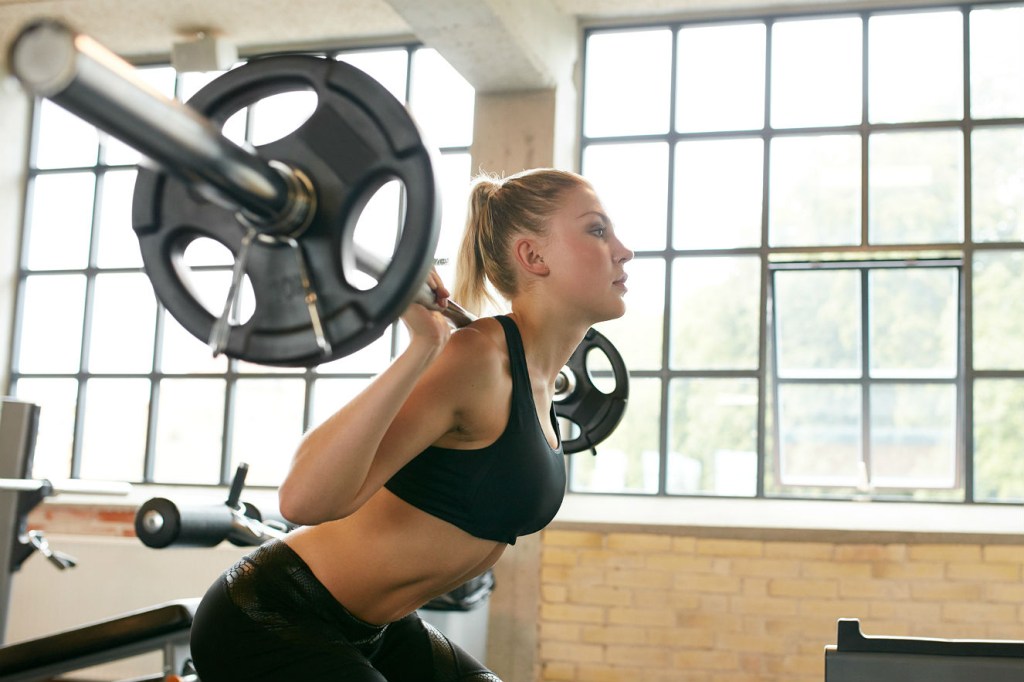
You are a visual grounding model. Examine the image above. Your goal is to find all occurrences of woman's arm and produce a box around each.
[277,294,505,526]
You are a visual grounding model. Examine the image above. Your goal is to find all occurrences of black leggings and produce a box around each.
[190,540,501,682]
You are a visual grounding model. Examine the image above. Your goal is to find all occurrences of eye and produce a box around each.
[590,224,607,237]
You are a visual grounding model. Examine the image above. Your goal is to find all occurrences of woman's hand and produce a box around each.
[400,268,452,353]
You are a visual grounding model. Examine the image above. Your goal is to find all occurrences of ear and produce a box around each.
[513,237,549,276]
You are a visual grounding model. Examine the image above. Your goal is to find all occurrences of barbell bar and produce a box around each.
[8,19,628,453]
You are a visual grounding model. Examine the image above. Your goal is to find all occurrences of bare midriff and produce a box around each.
[283,487,506,625]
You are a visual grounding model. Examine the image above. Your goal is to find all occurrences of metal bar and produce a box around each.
[353,245,476,328]
[9,19,292,225]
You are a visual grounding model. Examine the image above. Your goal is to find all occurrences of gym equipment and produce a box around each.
[825,618,1024,682]
[135,463,292,549]
[8,19,629,454]
[0,599,198,682]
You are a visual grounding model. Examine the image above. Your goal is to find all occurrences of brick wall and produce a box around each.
[538,529,1024,682]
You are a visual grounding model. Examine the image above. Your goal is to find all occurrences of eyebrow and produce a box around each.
[577,210,612,225]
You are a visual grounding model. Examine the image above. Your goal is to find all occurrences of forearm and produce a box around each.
[278,337,443,524]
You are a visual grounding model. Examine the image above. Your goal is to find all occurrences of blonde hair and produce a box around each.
[454,168,589,315]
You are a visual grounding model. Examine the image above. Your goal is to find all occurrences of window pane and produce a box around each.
[868,268,959,378]
[771,16,862,128]
[12,378,78,480]
[153,379,225,484]
[768,134,861,247]
[25,173,95,270]
[584,29,673,137]
[778,383,862,486]
[972,126,1024,242]
[583,142,669,252]
[409,49,474,148]
[674,138,763,249]
[311,378,371,428]
[159,311,230,374]
[970,6,1024,119]
[33,100,98,169]
[315,331,393,375]
[677,23,766,132]
[672,256,760,370]
[79,378,150,481]
[595,258,665,371]
[337,49,409,103]
[973,378,1024,502]
[668,378,758,496]
[229,379,306,486]
[249,91,317,147]
[568,377,661,494]
[869,130,964,244]
[95,169,143,268]
[870,383,957,488]
[88,273,157,373]
[773,270,860,378]
[435,152,473,267]
[868,11,964,123]
[17,274,86,374]
[973,250,1024,370]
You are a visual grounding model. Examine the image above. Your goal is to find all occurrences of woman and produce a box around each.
[190,168,633,681]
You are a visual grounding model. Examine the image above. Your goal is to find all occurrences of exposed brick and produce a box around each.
[763,542,835,560]
[606,645,672,668]
[677,574,743,594]
[910,581,984,601]
[672,650,740,671]
[907,544,981,562]
[544,529,606,548]
[942,601,1018,624]
[542,603,606,624]
[606,568,675,590]
[801,560,872,579]
[871,561,944,580]
[768,578,838,599]
[834,544,907,562]
[607,606,677,628]
[607,533,673,553]
[541,641,605,664]
[569,585,634,607]
[983,544,1024,564]
[695,538,764,558]
[946,561,1021,581]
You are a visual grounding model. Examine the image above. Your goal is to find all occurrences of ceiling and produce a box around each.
[0,0,914,92]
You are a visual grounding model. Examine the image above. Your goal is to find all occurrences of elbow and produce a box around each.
[277,479,355,527]
[277,480,320,527]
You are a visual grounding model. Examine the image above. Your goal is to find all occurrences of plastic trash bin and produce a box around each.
[418,569,495,663]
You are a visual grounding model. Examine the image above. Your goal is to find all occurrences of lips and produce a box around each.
[613,273,628,289]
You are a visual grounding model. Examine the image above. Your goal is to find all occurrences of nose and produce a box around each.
[613,234,633,264]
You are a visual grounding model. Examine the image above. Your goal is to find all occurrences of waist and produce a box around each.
[284,490,506,624]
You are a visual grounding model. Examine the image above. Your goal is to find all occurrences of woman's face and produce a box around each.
[539,183,633,323]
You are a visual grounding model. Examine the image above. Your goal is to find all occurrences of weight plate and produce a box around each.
[555,328,629,455]
[133,55,441,366]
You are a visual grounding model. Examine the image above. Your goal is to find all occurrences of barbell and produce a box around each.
[8,19,627,454]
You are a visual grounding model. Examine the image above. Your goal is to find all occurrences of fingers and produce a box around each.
[425,268,450,307]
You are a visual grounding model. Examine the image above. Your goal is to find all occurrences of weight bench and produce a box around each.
[825,618,1024,682]
[0,598,198,682]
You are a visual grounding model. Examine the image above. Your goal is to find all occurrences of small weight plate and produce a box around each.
[555,328,629,455]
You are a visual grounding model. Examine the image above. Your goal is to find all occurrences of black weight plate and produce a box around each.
[133,55,441,366]
[555,328,629,455]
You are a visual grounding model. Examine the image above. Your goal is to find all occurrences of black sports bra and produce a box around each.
[384,316,566,544]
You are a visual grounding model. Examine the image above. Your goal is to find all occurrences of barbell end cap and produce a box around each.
[10,19,78,98]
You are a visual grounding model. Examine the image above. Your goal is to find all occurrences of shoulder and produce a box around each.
[441,316,509,383]
[422,316,512,430]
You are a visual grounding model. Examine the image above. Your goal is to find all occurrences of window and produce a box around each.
[577,3,1024,503]
[11,45,475,487]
